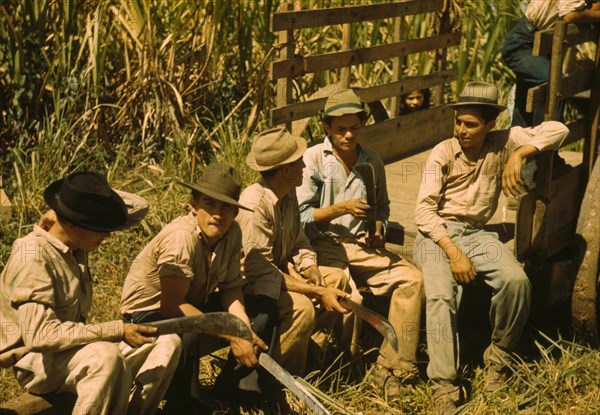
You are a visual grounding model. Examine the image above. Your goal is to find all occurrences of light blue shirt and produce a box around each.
[297,137,390,240]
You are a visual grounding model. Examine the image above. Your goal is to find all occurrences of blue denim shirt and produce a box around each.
[297,137,390,241]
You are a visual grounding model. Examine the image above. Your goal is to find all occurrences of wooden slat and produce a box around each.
[533,24,600,57]
[271,70,457,125]
[360,105,454,163]
[271,0,443,31]
[526,70,593,113]
[545,165,583,256]
[270,32,460,80]
[562,119,587,148]
[0,392,76,415]
[515,192,537,260]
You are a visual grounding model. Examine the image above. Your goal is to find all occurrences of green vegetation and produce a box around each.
[1,0,598,413]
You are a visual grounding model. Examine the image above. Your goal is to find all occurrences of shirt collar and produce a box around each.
[32,224,71,254]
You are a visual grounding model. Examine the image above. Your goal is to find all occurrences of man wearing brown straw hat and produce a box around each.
[0,171,181,414]
[413,81,568,413]
[297,88,424,397]
[239,126,351,377]
[119,162,270,413]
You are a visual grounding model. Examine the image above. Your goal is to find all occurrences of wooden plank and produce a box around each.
[562,118,587,148]
[275,1,295,131]
[533,24,600,57]
[515,192,536,260]
[526,71,594,113]
[340,23,352,88]
[545,165,583,256]
[270,32,460,80]
[271,0,443,31]
[546,21,566,121]
[0,393,76,415]
[271,70,457,125]
[583,32,600,178]
[361,105,454,163]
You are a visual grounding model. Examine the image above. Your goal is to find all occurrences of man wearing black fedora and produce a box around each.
[119,162,269,413]
[0,171,181,414]
[238,127,351,379]
[413,81,569,413]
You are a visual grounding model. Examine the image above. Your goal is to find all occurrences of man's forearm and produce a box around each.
[313,202,348,225]
[563,6,600,24]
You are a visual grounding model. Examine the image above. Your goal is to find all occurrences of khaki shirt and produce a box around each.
[237,182,316,300]
[0,226,124,368]
[415,121,568,243]
[120,213,245,314]
[526,0,592,30]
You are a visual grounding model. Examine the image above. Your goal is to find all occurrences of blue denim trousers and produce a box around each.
[413,221,531,394]
[502,18,551,127]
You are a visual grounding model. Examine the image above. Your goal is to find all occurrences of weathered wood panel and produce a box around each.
[0,393,75,415]
[361,105,454,163]
[526,70,594,112]
[271,70,456,125]
[271,0,443,31]
[533,24,599,57]
[270,33,460,80]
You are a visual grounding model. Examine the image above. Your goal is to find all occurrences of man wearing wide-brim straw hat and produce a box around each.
[119,162,270,413]
[239,127,351,381]
[0,171,181,414]
[413,81,569,414]
[296,88,425,397]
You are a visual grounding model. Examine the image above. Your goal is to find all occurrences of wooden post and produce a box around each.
[390,16,403,117]
[276,0,295,131]
[582,31,600,178]
[340,23,352,88]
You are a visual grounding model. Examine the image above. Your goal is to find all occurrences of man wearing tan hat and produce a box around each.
[0,172,181,415]
[119,162,270,413]
[413,81,569,413]
[239,126,351,377]
[296,88,424,397]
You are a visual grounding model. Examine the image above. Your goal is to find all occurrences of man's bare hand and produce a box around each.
[123,323,156,348]
[344,198,371,220]
[230,337,260,368]
[502,152,526,197]
[448,248,476,284]
[38,210,57,231]
[365,220,385,248]
[303,264,325,287]
[319,287,350,314]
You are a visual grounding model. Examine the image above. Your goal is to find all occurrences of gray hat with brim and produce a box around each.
[322,88,367,117]
[178,162,252,211]
[246,127,307,172]
[447,81,507,111]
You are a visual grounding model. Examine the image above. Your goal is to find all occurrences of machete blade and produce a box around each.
[340,297,399,352]
[145,312,253,342]
[354,163,377,238]
[259,353,331,415]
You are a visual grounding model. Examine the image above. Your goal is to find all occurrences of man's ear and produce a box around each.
[233,206,240,218]
[486,120,496,131]
[322,121,331,135]
[189,196,199,213]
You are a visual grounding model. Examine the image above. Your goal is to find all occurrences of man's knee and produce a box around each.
[84,342,126,374]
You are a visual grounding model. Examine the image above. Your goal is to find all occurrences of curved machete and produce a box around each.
[145,312,253,342]
[340,297,399,352]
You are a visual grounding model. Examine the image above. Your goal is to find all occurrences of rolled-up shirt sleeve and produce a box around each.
[297,149,323,240]
[508,121,568,152]
[415,145,450,242]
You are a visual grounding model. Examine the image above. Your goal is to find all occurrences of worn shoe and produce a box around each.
[483,364,510,393]
[433,393,458,415]
[367,363,418,398]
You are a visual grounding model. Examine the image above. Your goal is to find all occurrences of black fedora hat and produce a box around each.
[44,172,128,232]
[178,162,252,211]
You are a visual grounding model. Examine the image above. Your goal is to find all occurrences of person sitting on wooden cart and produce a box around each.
[119,162,270,414]
[413,81,569,414]
[0,171,181,415]
[296,88,424,397]
[238,127,351,378]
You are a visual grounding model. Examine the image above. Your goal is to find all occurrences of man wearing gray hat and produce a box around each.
[297,88,424,397]
[239,127,351,377]
[0,172,181,415]
[120,162,269,413]
[413,81,569,413]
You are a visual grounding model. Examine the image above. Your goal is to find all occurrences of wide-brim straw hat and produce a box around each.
[246,127,307,172]
[447,81,507,111]
[178,162,252,211]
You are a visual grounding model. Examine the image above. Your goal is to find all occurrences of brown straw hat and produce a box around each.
[447,81,507,111]
[322,88,367,117]
[246,127,307,172]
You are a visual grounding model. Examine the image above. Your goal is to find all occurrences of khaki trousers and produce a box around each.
[312,235,424,370]
[275,265,349,375]
[14,335,181,415]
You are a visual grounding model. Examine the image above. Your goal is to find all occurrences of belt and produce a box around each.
[523,16,537,32]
